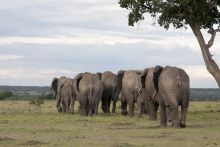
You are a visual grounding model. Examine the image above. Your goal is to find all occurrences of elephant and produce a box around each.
[74,72,103,116]
[96,71,119,113]
[51,76,76,113]
[141,67,159,120]
[116,70,146,117]
[153,66,190,128]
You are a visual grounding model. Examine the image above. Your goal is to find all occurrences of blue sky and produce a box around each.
[0,0,220,88]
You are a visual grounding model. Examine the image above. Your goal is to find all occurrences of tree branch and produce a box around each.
[206,28,220,49]
[207,0,218,9]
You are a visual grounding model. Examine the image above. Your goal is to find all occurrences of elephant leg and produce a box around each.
[137,98,143,117]
[107,98,111,113]
[166,107,172,122]
[121,93,128,115]
[160,103,167,127]
[61,101,66,113]
[81,101,88,116]
[112,100,117,113]
[148,99,157,121]
[180,105,188,128]
[170,105,179,128]
[70,99,75,113]
[88,104,93,116]
[95,101,99,114]
[128,101,134,117]
[101,100,107,113]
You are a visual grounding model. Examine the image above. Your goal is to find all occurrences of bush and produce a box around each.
[29,99,44,107]
[0,91,13,100]
[38,93,54,100]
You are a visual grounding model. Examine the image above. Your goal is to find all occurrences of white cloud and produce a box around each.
[0,68,80,86]
[0,54,24,61]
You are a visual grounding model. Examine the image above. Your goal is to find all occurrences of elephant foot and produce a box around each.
[172,122,180,128]
[180,122,186,128]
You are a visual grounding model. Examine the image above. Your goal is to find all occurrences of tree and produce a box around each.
[119,0,220,87]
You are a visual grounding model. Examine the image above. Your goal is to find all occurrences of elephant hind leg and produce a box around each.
[170,105,179,128]
[180,105,188,128]
[160,103,167,127]
[112,100,117,113]
[128,100,135,117]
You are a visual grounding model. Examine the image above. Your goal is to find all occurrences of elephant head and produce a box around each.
[153,65,164,92]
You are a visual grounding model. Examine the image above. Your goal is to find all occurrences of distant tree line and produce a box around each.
[0,86,220,101]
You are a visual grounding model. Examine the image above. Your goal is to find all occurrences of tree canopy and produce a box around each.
[119,0,220,30]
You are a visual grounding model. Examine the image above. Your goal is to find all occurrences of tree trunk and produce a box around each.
[190,24,220,88]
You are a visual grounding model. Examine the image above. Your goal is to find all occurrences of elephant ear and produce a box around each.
[51,77,59,92]
[74,73,83,93]
[116,70,125,88]
[96,72,102,80]
[140,68,148,88]
[135,70,142,75]
[153,66,164,92]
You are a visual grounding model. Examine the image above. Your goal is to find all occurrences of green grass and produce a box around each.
[0,100,220,147]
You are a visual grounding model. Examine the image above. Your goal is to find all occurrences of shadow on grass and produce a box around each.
[19,140,46,146]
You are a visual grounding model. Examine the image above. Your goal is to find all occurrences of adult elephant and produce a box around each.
[153,66,190,128]
[116,70,146,117]
[74,72,103,116]
[96,71,118,113]
[51,76,76,113]
[141,67,159,120]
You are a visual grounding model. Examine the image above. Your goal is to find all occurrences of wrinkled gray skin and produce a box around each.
[116,70,145,117]
[153,66,190,128]
[74,72,103,116]
[141,67,159,120]
[97,71,118,113]
[51,76,76,113]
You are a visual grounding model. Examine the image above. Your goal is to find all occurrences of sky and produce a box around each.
[0,0,220,88]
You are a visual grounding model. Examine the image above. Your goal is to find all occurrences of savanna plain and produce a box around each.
[0,100,220,147]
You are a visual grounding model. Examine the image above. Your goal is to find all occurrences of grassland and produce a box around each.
[0,100,220,147]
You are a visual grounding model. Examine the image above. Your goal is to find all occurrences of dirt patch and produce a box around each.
[108,122,136,130]
[112,143,137,147]
[19,140,46,146]
[111,122,135,126]
[0,137,15,142]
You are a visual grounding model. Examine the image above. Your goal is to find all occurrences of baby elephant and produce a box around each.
[51,76,76,113]
[153,66,190,128]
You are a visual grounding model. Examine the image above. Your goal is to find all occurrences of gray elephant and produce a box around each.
[141,67,159,120]
[51,76,76,113]
[116,70,146,117]
[96,71,119,113]
[74,72,103,116]
[153,66,190,128]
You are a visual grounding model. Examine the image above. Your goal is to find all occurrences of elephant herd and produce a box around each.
[51,66,190,128]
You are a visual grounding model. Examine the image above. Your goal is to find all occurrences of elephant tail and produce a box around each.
[177,79,182,86]
[88,87,96,113]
